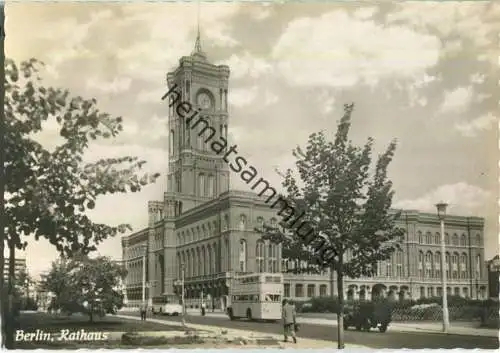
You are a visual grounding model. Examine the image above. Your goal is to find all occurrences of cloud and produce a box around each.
[386,2,499,63]
[86,76,132,95]
[316,90,336,114]
[251,6,271,21]
[228,86,259,107]
[272,11,440,88]
[218,52,272,80]
[438,86,473,114]
[394,182,491,216]
[352,7,377,20]
[470,73,486,85]
[455,113,497,137]
[264,89,279,106]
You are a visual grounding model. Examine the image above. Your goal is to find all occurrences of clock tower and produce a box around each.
[164,31,230,214]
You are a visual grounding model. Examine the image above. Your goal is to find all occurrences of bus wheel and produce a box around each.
[246,309,252,321]
[228,308,235,320]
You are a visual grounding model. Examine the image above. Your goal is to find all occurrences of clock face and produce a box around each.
[197,92,212,109]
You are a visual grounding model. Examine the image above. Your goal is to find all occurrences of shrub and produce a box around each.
[304,296,339,313]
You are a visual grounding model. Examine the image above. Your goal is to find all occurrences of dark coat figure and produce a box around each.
[282,299,297,343]
[140,302,148,321]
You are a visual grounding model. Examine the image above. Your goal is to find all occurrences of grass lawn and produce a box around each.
[17,312,181,333]
[14,312,186,349]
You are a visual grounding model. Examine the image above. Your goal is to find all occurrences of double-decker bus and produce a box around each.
[227,273,283,322]
[151,294,183,316]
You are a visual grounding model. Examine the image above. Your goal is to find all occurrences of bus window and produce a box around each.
[264,294,281,302]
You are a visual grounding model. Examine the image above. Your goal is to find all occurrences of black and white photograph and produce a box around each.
[1,0,499,349]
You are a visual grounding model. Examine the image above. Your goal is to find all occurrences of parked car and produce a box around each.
[343,300,392,333]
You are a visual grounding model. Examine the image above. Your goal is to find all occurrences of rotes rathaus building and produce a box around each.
[121,34,489,309]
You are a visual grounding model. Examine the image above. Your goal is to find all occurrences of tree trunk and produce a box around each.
[329,267,335,297]
[0,6,7,347]
[6,243,15,349]
[89,308,93,323]
[336,268,345,349]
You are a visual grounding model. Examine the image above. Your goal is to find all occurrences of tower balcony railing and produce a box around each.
[173,271,233,285]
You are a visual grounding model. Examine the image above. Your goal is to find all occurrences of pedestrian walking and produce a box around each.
[140,302,148,321]
[201,302,206,316]
[282,299,297,343]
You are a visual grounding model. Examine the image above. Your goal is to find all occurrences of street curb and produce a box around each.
[114,315,281,346]
[115,314,368,349]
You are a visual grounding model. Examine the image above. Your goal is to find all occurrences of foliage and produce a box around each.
[4,58,160,257]
[261,104,404,276]
[257,104,404,348]
[40,255,127,321]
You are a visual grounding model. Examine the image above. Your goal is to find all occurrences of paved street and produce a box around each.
[120,312,498,349]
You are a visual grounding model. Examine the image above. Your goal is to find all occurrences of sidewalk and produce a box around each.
[115,314,367,349]
[185,310,498,337]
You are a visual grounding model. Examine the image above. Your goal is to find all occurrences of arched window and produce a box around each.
[445,252,450,278]
[268,243,278,273]
[418,231,423,244]
[185,80,190,98]
[434,252,441,278]
[418,251,424,278]
[198,174,205,197]
[225,238,230,271]
[452,234,458,246]
[256,217,264,231]
[256,240,265,273]
[426,232,432,244]
[396,249,404,277]
[197,133,204,151]
[425,251,433,278]
[186,251,192,278]
[191,248,196,277]
[295,284,304,298]
[445,233,450,245]
[239,240,247,272]
[239,215,247,231]
[476,254,481,278]
[476,234,481,246]
[452,253,459,279]
[223,214,229,231]
[201,246,206,275]
[270,217,277,228]
[460,234,466,246]
[197,248,202,277]
[207,174,215,197]
[435,232,440,245]
[460,253,467,279]
[207,245,212,275]
[386,258,392,277]
[169,129,175,155]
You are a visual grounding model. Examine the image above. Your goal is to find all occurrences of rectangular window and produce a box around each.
[307,285,315,298]
[284,284,290,297]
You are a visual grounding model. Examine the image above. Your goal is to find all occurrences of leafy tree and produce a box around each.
[40,256,127,322]
[258,104,404,348]
[2,58,160,347]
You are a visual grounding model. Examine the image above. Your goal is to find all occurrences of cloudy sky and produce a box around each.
[5,1,499,278]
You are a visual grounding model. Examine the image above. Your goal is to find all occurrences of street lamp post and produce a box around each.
[436,202,450,333]
[181,263,186,327]
[141,244,147,305]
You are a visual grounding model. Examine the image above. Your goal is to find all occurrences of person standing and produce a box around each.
[282,299,297,343]
[140,302,147,321]
[201,301,206,316]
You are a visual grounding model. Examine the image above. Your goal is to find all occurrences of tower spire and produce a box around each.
[192,0,206,59]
